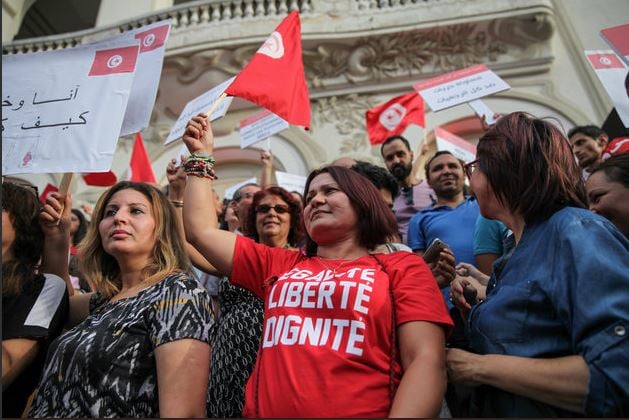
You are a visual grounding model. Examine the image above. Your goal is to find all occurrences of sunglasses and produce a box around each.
[256,204,290,214]
[464,159,480,180]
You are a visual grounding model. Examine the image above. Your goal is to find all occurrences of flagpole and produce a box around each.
[205,92,227,118]
[57,172,74,225]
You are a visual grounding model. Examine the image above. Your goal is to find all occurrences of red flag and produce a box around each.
[128,133,157,183]
[88,45,139,76]
[365,91,425,145]
[39,183,59,204]
[134,23,170,53]
[82,171,118,187]
[224,11,311,129]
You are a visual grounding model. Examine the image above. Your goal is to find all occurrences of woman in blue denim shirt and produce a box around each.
[446,112,629,417]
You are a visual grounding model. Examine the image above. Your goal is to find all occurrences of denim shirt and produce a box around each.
[468,207,629,417]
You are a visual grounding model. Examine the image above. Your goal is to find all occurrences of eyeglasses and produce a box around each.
[464,159,480,180]
[256,204,290,214]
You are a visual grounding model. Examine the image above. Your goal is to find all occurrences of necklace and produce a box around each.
[316,255,366,276]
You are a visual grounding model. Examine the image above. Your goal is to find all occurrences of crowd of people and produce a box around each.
[2,109,628,418]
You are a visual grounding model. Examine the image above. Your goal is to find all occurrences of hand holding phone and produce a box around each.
[423,238,448,264]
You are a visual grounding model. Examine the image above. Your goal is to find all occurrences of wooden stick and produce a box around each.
[57,172,74,226]
[59,173,74,194]
[205,92,228,118]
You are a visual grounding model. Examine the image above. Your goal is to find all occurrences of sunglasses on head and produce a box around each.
[256,204,290,214]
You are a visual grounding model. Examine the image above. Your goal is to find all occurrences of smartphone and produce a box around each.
[422,238,447,264]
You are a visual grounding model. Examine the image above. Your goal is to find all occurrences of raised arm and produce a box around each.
[39,192,73,296]
[167,157,221,276]
[182,114,238,276]
[260,150,274,188]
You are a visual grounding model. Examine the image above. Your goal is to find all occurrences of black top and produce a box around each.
[29,272,214,418]
[2,273,69,418]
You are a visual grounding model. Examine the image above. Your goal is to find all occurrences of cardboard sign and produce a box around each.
[2,41,138,175]
[165,77,235,145]
[585,50,629,128]
[239,109,289,149]
[434,127,477,163]
[223,177,258,200]
[413,64,510,112]
[600,23,629,66]
[275,170,307,195]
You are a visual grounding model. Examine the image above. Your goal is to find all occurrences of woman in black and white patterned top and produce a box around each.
[30,181,214,418]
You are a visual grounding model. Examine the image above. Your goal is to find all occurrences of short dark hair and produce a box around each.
[351,161,400,200]
[590,154,629,188]
[380,135,411,157]
[233,183,260,202]
[478,112,588,224]
[245,186,305,247]
[424,150,465,181]
[567,125,607,140]
[303,166,398,256]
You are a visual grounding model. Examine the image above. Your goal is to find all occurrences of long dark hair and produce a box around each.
[245,186,304,246]
[477,112,588,223]
[302,166,398,256]
[2,183,44,296]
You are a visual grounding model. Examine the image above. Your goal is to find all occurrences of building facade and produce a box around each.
[3,0,627,205]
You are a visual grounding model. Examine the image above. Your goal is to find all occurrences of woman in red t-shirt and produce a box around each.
[182,114,453,418]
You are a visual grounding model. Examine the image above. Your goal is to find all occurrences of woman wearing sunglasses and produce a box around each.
[183,114,452,417]
[208,186,304,417]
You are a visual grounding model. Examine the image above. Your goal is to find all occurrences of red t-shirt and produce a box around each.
[231,236,453,418]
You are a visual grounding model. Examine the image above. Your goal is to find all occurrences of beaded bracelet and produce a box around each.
[183,154,217,179]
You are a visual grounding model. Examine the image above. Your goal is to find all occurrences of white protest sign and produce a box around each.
[165,77,235,145]
[172,144,190,167]
[275,171,307,194]
[2,41,139,175]
[239,109,289,149]
[585,50,629,127]
[434,127,477,163]
[223,177,258,200]
[600,24,629,66]
[91,20,172,136]
[467,99,497,125]
[413,64,510,112]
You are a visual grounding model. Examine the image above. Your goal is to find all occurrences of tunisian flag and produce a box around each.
[128,133,157,183]
[82,171,118,187]
[365,91,425,145]
[224,11,311,129]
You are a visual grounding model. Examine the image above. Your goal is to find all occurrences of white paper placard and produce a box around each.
[165,77,235,145]
[585,50,629,127]
[434,127,477,163]
[239,109,289,149]
[223,177,258,200]
[467,99,497,125]
[275,171,307,194]
[413,64,510,112]
[2,41,139,175]
[91,20,172,136]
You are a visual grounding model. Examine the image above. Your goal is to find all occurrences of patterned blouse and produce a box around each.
[30,272,214,418]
